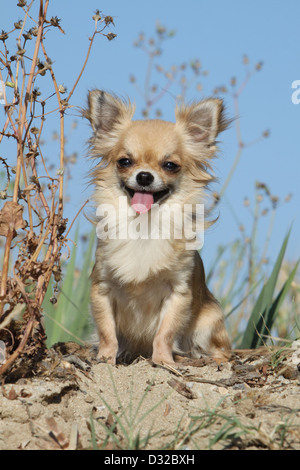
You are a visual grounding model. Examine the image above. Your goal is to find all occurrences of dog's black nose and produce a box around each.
[136,171,154,187]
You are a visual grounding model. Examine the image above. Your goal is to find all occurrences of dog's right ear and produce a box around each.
[85,90,135,133]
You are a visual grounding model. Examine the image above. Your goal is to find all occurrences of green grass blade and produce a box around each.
[89,411,99,450]
[43,226,95,346]
[258,259,300,344]
[47,226,79,345]
[240,228,292,349]
[63,228,95,339]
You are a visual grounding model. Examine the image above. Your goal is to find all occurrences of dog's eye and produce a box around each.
[117,157,133,168]
[162,161,180,172]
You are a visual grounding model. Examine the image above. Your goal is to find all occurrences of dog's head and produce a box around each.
[85,90,228,213]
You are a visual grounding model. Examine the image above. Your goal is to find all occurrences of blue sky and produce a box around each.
[1,0,299,270]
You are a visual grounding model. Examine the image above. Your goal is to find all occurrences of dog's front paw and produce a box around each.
[97,344,118,365]
[152,339,175,366]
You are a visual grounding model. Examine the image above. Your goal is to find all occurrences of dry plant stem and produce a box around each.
[248,188,260,286]
[14,0,49,203]
[0,117,10,145]
[141,37,175,113]
[0,1,48,316]
[34,198,89,306]
[144,45,157,107]
[0,0,49,328]
[0,316,34,376]
[0,272,36,376]
[40,40,64,217]
[66,29,99,103]
[42,23,107,215]
[216,69,256,203]
[0,4,116,376]
[0,232,14,300]
[218,92,243,201]
[14,0,34,91]
[59,199,90,246]
[24,119,51,219]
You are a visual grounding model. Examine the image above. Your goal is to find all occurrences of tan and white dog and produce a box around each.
[85,90,231,365]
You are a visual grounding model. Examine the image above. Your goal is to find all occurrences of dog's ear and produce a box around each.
[85,90,135,133]
[175,98,228,145]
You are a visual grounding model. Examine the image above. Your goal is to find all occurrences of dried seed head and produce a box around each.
[271,196,279,208]
[52,265,62,282]
[31,27,39,36]
[69,153,77,164]
[0,30,8,42]
[14,20,23,30]
[23,30,32,41]
[106,32,117,41]
[57,218,68,237]
[262,129,270,138]
[30,175,39,185]
[32,88,41,100]
[58,84,67,94]
[60,98,68,107]
[284,193,292,203]
[104,16,115,26]
[26,147,39,159]
[156,23,166,35]
[17,0,27,6]
[16,48,26,56]
[92,10,102,22]
[50,16,61,28]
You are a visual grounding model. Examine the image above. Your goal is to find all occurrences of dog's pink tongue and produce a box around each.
[131,192,154,214]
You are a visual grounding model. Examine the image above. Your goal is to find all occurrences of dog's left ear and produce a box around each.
[176,98,228,145]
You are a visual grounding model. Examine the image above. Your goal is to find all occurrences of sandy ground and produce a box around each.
[0,342,299,451]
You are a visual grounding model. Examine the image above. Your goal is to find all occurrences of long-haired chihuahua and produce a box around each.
[85,90,231,365]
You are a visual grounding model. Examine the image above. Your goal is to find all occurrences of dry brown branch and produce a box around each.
[0,1,116,377]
